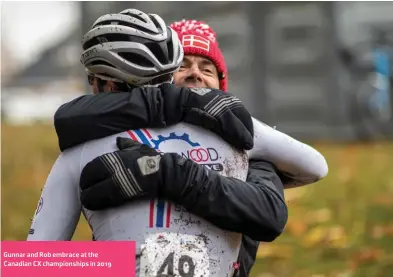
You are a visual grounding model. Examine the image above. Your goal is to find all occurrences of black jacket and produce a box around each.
[54,87,288,276]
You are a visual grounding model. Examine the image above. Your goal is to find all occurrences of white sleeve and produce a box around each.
[248,117,329,187]
[27,148,82,241]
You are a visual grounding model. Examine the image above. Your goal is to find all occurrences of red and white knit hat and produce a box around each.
[170,19,228,92]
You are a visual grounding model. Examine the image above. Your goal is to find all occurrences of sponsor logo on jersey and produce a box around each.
[126,129,224,228]
[180,147,223,171]
[126,130,224,172]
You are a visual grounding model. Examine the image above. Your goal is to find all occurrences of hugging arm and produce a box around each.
[55,84,253,151]
[80,138,287,242]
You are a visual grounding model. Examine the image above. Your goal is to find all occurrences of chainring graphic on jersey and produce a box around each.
[150,132,200,149]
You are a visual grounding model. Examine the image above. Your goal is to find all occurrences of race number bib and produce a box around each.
[140,233,210,277]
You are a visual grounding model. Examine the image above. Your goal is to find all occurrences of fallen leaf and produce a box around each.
[350,248,384,270]
[328,226,348,248]
[285,219,308,237]
[302,226,329,247]
[372,225,384,239]
[373,194,393,206]
[257,244,293,259]
[383,224,393,236]
[305,208,332,224]
[335,271,354,277]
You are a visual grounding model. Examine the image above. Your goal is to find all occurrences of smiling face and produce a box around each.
[173,55,220,90]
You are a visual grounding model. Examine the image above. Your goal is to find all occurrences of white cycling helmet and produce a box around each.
[80,9,184,86]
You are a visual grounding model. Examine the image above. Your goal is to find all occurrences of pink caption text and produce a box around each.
[1,241,135,277]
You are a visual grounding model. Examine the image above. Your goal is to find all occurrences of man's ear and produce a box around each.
[92,77,100,95]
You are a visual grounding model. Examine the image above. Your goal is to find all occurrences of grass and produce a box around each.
[2,123,393,277]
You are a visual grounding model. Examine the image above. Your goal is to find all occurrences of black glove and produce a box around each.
[168,84,254,150]
[80,137,202,211]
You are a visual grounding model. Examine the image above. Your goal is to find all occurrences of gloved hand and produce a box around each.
[160,84,254,150]
[80,137,201,211]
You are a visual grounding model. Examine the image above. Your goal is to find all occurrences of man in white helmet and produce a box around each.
[28,9,290,277]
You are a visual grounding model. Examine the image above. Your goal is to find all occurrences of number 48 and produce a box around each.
[157,252,196,277]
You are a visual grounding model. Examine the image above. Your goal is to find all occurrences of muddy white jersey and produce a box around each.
[27,123,249,277]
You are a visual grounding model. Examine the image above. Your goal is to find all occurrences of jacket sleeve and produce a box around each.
[163,159,288,242]
[54,87,187,151]
[27,152,81,241]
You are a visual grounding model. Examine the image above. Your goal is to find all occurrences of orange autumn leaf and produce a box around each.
[305,208,332,224]
[302,226,329,247]
[350,248,384,270]
[373,194,393,206]
[285,219,308,237]
[257,244,293,259]
[327,226,348,248]
[372,225,384,239]
[302,225,348,248]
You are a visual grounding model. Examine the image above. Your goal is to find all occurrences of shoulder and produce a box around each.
[76,131,132,168]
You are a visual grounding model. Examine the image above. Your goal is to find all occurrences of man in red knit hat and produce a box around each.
[170,19,262,277]
[170,19,228,92]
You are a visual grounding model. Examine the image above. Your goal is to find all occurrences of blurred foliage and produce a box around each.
[2,123,393,277]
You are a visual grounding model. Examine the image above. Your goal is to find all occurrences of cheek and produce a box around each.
[205,77,220,90]
[173,72,185,85]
